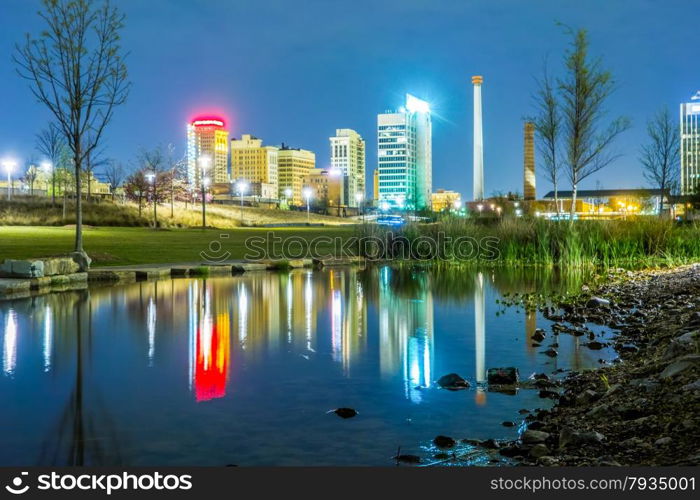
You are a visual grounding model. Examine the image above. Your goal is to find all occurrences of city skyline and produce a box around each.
[1,0,699,199]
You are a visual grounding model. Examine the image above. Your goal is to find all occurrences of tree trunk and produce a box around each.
[659,179,665,217]
[51,171,56,205]
[74,149,83,252]
[569,183,578,222]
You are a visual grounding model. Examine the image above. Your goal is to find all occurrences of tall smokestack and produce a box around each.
[472,76,484,201]
[524,121,536,200]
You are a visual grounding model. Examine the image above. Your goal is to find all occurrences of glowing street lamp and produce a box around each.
[302,187,313,224]
[284,187,293,201]
[145,172,157,227]
[236,180,248,221]
[2,159,17,201]
[453,200,462,211]
[476,203,483,216]
[496,206,502,217]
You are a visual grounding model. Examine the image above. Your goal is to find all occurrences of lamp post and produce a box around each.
[236,180,248,222]
[145,172,156,228]
[355,192,364,222]
[2,160,16,201]
[198,156,211,228]
[302,187,313,224]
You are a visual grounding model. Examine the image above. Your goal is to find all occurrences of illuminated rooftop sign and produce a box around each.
[192,119,225,127]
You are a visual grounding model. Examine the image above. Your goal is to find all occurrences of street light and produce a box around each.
[198,156,211,228]
[145,172,156,227]
[302,186,313,224]
[355,192,364,222]
[476,203,483,216]
[453,200,462,211]
[2,160,17,201]
[236,180,248,222]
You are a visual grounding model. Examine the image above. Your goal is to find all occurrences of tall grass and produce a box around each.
[357,217,700,267]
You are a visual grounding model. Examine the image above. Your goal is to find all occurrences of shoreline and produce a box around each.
[490,264,700,466]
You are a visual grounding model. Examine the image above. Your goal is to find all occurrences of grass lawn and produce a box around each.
[0,226,356,267]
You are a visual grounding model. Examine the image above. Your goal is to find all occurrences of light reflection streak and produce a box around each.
[43,305,53,372]
[147,297,156,367]
[3,309,17,376]
[475,272,486,405]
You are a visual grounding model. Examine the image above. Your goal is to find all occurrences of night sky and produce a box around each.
[0,0,698,198]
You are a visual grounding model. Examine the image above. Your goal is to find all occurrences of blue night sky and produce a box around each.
[0,0,698,198]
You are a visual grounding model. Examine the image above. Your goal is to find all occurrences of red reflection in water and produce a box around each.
[194,320,230,402]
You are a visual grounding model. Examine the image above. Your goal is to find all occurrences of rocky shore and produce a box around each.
[496,264,700,466]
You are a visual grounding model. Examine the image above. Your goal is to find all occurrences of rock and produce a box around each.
[487,367,519,385]
[587,341,604,350]
[682,380,700,391]
[559,428,604,449]
[578,431,605,445]
[501,421,516,427]
[654,436,672,446]
[433,435,456,448]
[663,331,699,360]
[576,389,600,405]
[660,355,700,379]
[499,445,527,457]
[542,348,558,357]
[0,278,31,295]
[539,390,559,399]
[532,329,546,342]
[0,259,45,278]
[437,373,470,390]
[70,251,92,271]
[521,429,550,444]
[42,257,80,276]
[529,443,550,458]
[328,408,357,419]
[586,403,612,419]
[393,454,420,464]
[537,456,558,466]
[587,297,611,308]
[481,439,501,449]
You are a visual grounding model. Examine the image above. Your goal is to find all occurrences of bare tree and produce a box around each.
[103,160,126,201]
[640,107,680,216]
[82,140,108,201]
[558,28,630,219]
[123,170,149,217]
[24,161,40,196]
[165,144,186,218]
[138,147,165,227]
[14,0,130,258]
[532,60,562,215]
[36,122,66,205]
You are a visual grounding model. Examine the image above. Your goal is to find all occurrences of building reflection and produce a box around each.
[3,309,17,376]
[188,281,231,402]
[377,267,434,404]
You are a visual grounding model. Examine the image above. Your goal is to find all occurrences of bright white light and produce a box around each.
[380,201,390,212]
[198,156,211,170]
[203,177,211,187]
[355,192,364,203]
[329,168,342,177]
[477,204,483,212]
[145,173,155,183]
[515,208,523,217]
[284,188,293,198]
[302,187,313,201]
[2,159,17,174]
[236,180,248,195]
[405,93,430,114]
[41,161,53,173]
[453,200,462,210]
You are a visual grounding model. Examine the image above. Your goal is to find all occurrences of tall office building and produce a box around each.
[330,129,366,207]
[377,94,432,210]
[230,134,279,198]
[187,118,229,186]
[681,92,700,196]
[523,121,536,200]
[278,145,315,206]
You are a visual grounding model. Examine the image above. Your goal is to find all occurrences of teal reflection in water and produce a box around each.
[0,266,614,466]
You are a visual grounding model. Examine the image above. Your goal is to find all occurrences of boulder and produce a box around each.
[660,355,700,379]
[42,257,80,276]
[587,341,605,350]
[437,373,470,390]
[433,435,456,448]
[529,444,550,458]
[587,297,611,308]
[559,427,605,449]
[542,348,558,357]
[521,429,550,444]
[487,367,519,385]
[329,407,357,419]
[0,259,45,278]
[531,329,546,342]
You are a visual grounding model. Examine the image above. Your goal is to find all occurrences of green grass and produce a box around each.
[0,226,354,267]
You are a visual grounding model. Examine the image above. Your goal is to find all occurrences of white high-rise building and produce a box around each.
[681,91,700,196]
[472,76,484,201]
[377,94,432,210]
[330,129,366,207]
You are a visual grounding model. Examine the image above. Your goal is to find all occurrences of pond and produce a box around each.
[0,266,617,466]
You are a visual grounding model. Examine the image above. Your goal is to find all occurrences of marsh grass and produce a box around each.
[357,217,700,267]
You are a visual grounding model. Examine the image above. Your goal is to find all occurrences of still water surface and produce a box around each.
[0,266,615,466]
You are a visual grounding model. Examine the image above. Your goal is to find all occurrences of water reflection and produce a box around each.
[0,265,610,466]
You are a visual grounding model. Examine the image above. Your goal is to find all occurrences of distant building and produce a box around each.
[330,129,365,207]
[373,168,379,203]
[304,168,344,210]
[431,189,461,212]
[230,134,279,199]
[278,144,315,206]
[377,93,432,210]
[523,122,536,200]
[542,188,668,216]
[681,92,700,196]
[187,118,229,186]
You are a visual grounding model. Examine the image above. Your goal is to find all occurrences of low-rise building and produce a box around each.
[431,189,461,212]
